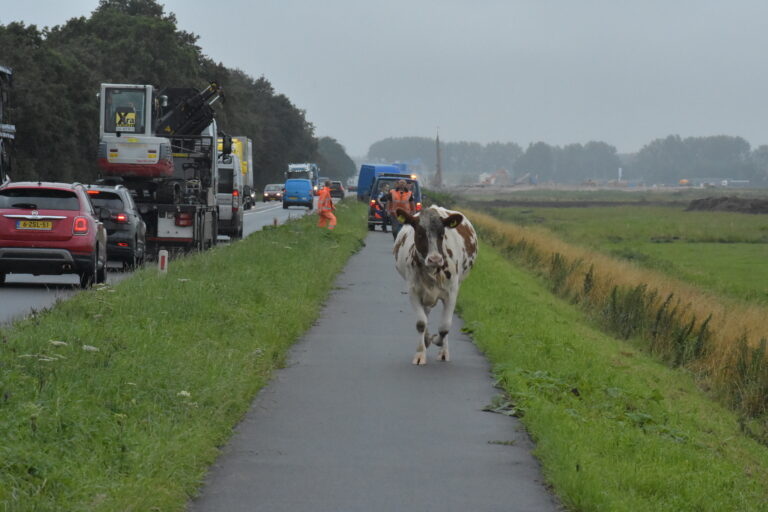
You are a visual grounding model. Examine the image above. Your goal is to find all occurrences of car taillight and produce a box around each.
[87,190,99,195]
[416,202,422,211]
[114,213,128,223]
[175,212,194,227]
[117,242,129,247]
[232,190,240,210]
[73,216,89,235]
[370,199,376,207]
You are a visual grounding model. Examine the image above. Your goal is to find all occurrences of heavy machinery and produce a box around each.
[0,65,15,179]
[97,82,225,253]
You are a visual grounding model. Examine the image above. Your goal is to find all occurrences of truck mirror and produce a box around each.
[221,136,233,155]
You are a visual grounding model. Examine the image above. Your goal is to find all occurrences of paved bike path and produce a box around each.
[189,232,559,511]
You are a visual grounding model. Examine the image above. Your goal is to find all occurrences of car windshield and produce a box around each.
[218,168,234,193]
[265,184,282,191]
[0,188,80,210]
[88,191,124,211]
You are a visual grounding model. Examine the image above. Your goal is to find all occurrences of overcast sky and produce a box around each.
[2,1,768,156]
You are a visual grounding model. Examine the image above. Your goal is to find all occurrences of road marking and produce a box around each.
[245,204,283,215]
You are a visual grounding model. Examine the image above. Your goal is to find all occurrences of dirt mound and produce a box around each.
[686,196,768,214]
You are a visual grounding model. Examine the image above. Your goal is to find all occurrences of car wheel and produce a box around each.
[0,272,5,285]
[282,202,288,209]
[79,253,96,289]
[368,223,374,231]
[96,245,107,284]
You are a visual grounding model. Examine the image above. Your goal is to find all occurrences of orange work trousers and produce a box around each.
[317,210,336,230]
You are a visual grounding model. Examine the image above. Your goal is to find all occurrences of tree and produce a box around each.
[0,0,321,187]
[317,137,356,179]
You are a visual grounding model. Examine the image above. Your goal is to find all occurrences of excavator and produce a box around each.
[97,81,229,252]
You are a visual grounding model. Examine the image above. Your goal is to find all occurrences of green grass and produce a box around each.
[488,205,768,303]
[0,201,368,511]
[458,242,768,511]
[461,187,768,204]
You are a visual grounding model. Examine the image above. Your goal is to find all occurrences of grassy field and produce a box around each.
[460,186,768,205]
[485,204,768,304]
[459,242,768,511]
[0,201,367,511]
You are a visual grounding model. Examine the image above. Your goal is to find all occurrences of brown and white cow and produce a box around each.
[392,205,477,365]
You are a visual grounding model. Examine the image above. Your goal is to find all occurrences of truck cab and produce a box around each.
[216,152,244,239]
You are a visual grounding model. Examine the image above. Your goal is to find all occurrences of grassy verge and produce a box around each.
[0,201,367,511]
[465,210,768,427]
[459,242,768,511]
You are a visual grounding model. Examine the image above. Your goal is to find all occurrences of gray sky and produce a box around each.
[2,1,768,156]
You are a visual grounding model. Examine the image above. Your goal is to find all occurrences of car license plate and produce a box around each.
[16,220,53,230]
[288,196,297,200]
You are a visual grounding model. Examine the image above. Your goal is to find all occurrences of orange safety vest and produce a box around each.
[388,189,413,214]
[318,187,334,212]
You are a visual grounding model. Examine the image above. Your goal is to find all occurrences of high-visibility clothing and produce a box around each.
[318,187,334,212]
[317,187,336,229]
[317,211,336,230]
[388,189,413,214]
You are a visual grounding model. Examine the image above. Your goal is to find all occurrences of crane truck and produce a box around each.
[96,82,226,253]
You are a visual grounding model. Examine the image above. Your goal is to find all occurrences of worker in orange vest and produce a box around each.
[317,180,336,230]
[387,179,415,239]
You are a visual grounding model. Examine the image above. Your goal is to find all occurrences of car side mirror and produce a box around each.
[98,207,111,221]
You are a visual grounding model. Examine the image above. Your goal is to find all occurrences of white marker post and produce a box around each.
[158,250,169,274]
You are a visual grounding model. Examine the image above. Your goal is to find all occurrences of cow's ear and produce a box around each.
[443,213,463,229]
[396,208,418,225]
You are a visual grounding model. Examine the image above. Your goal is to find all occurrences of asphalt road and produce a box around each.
[0,198,314,326]
[188,231,559,512]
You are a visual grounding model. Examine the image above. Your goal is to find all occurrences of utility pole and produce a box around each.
[434,129,443,188]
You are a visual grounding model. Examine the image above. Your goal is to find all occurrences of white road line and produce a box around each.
[245,204,283,215]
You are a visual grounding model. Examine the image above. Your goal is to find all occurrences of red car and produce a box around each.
[0,181,108,288]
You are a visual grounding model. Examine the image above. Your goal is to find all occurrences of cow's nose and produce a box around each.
[427,254,443,267]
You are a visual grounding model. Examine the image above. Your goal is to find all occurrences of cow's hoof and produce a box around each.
[438,349,450,362]
[412,352,427,365]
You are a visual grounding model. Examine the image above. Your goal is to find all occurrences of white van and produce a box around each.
[216,153,245,239]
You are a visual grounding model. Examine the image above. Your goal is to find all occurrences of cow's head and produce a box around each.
[396,207,463,269]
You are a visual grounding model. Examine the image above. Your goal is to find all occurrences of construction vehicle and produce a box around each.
[97,82,225,253]
[0,65,14,179]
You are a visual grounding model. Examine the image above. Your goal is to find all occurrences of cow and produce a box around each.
[392,205,477,365]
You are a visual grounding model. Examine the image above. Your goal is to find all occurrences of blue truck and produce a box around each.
[357,164,403,202]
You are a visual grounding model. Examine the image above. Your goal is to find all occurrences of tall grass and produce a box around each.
[465,209,768,428]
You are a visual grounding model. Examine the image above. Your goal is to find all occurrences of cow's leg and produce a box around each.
[435,291,458,362]
[410,293,429,365]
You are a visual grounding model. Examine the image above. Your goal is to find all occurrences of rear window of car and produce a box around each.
[331,182,342,189]
[265,184,282,191]
[0,188,81,210]
[218,168,234,193]
[87,191,124,211]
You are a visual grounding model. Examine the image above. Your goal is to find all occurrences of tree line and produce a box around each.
[0,0,356,188]
[369,135,768,186]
